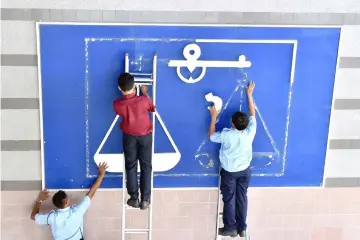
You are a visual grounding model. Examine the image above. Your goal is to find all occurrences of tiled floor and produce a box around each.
[1,188,360,239]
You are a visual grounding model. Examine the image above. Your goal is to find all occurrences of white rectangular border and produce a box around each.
[85,37,296,179]
[36,23,46,190]
[36,22,341,28]
[36,22,341,190]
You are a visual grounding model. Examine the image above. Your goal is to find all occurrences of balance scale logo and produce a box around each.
[168,43,251,84]
[94,43,279,173]
[168,43,280,171]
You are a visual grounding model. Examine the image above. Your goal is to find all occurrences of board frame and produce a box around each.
[36,22,342,190]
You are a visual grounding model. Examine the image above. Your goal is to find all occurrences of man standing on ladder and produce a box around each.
[209,81,256,238]
[113,72,156,210]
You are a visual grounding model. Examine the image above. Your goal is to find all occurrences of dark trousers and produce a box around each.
[220,167,251,232]
[123,133,152,201]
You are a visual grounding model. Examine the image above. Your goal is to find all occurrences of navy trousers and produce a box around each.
[123,133,152,201]
[220,167,251,232]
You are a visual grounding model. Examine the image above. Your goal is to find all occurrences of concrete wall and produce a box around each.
[1,0,360,239]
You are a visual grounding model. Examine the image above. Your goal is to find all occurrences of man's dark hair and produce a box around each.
[52,190,68,209]
[232,111,249,131]
[118,73,134,92]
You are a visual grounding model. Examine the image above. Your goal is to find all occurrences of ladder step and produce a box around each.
[125,229,149,234]
[124,204,151,210]
[219,213,223,217]
[124,205,143,210]
[135,83,152,86]
[134,77,153,82]
[129,72,152,76]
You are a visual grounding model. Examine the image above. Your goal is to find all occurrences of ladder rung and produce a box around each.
[124,204,151,209]
[135,83,152,86]
[129,72,152,76]
[125,229,149,234]
[124,205,141,210]
[134,78,153,82]
[219,213,223,217]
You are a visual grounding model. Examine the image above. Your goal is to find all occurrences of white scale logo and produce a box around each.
[168,43,251,83]
[94,43,277,174]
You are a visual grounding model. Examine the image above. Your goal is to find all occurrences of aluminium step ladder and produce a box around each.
[216,171,250,240]
[121,53,157,240]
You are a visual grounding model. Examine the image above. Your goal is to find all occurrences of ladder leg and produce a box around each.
[148,54,157,240]
[122,155,126,240]
[215,170,222,239]
[122,53,130,240]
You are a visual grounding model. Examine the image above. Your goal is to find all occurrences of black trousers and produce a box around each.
[123,132,152,201]
[220,167,251,232]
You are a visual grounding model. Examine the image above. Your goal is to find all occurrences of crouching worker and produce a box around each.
[208,81,256,238]
[30,162,108,240]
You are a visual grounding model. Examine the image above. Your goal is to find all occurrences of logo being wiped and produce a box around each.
[168,43,251,84]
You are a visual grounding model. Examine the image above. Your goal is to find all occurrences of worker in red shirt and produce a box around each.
[113,73,156,210]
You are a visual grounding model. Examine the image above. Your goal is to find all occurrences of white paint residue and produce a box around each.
[86,170,282,178]
[131,55,144,72]
[282,86,293,173]
[85,39,91,177]
[85,37,193,43]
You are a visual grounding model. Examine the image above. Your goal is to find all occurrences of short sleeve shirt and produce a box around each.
[210,116,257,172]
[113,93,156,136]
[35,196,91,240]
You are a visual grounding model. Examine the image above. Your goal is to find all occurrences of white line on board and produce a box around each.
[37,22,341,28]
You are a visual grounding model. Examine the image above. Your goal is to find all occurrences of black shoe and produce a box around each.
[218,227,238,237]
[238,230,246,237]
[140,200,150,210]
[126,199,140,208]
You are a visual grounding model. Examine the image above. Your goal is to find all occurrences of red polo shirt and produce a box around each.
[113,93,155,136]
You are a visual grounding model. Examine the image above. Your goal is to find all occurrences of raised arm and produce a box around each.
[208,106,219,137]
[246,81,256,116]
[30,189,50,220]
[140,85,156,112]
[86,162,108,199]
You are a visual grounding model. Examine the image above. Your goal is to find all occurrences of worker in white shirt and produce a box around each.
[30,162,108,240]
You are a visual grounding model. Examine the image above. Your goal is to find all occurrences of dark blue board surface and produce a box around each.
[38,24,340,189]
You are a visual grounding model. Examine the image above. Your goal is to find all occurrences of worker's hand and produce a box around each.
[98,162,108,177]
[140,85,149,95]
[38,189,50,201]
[209,106,219,120]
[246,80,255,96]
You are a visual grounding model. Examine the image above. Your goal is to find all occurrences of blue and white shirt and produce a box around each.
[210,116,257,172]
[35,196,91,240]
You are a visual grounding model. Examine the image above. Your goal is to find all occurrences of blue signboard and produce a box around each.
[38,24,340,189]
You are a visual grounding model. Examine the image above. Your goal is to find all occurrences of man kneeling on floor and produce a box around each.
[30,162,108,240]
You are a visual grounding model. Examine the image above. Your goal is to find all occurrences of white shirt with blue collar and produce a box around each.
[35,196,91,240]
[210,116,257,172]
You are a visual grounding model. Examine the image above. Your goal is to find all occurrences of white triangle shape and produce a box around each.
[93,111,181,173]
[195,80,280,169]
